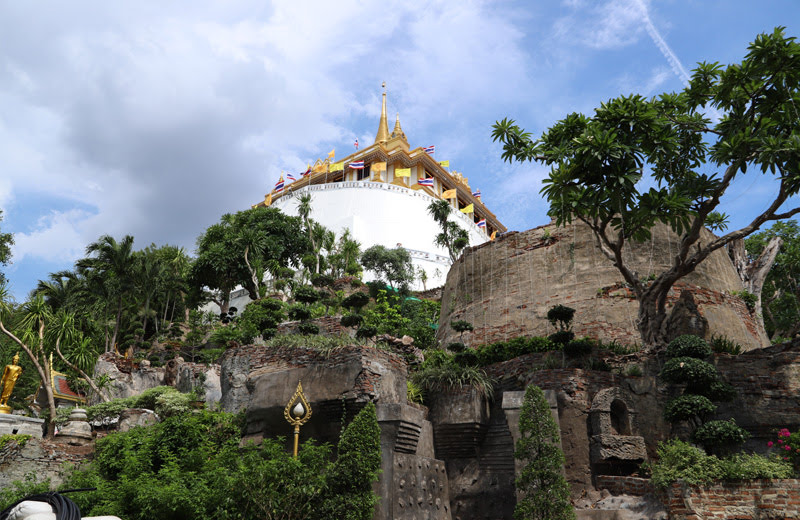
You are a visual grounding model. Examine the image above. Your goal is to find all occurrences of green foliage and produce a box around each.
[625,364,643,377]
[447,341,466,353]
[0,434,32,450]
[310,273,334,288]
[427,200,470,263]
[318,403,382,520]
[548,330,574,345]
[563,337,594,358]
[340,313,363,328]
[696,379,737,402]
[514,385,574,520]
[342,292,369,311]
[288,303,312,321]
[473,336,557,366]
[768,428,800,473]
[298,322,320,335]
[407,380,425,405]
[411,353,493,399]
[546,304,575,331]
[208,324,243,347]
[360,245,414,291]
[238,298,285,338]
[692,419,750,455]
[355,326,377,340]
[294,285,321,305]
[709,334,743,355]
[663,394,716,423]
[265,333,357,354]
[493,28,800,346]
[650,439,789,490]
[598,340,641,355]
[452,349,479,367]
[450,320,474,334]
[0,210,13,285]
[731,290,757,312]
[666,335,712,359]
[195,347,225,365]
[659,357,718,387]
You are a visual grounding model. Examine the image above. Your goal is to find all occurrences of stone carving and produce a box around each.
[55,408,93,445]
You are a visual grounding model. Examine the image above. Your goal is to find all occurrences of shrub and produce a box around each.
[546,304,575,331]
[709,334,743,355]
[411,361,493,399]
[340,313,363,328]
[355,326,377,340]
[450,320,474,340]
[196,348,225,365]
[717,453,792,480]
[666,335,712,359]
[732,289,757,312]
[287,304,312,321]
[342,292,370,311]
[447,342,466,353]
[297,322,320,335]
[407,381,424,405]
[154,391,193,418]
[650,439,722,489]
[452,349,479,367]
[695,379,737,402]
[625,364,643,377]
[514,385,575,520]
[238,298,285,337]
[208,325,243,347]
[564,338,593,358]
[663,394,717,423]
[293,285,321,305]
[659,357,718,386]
[548,330,574,346]
[692,419,750,455]
[310,273,334,288]
[767,428,800,473]
[0,474,51,512]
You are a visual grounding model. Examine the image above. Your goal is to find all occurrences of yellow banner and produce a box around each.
[490,230,496,241]
[372,161,387,172]
[329,161,344,172]
[394,167,411,177]
[328,149,335,159]
[438,160,450,168]
[442,189,457,199]
[460,203,474,214]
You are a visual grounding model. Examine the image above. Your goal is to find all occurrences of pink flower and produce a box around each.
[779,439,784,444]
[786,445,792,451]
[780,428,791,438]
[768,441,774,447]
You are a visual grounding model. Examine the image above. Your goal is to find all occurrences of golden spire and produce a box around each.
[391,112,406,140]
[374,82,390,145]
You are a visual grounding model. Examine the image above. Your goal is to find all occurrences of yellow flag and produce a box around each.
[442,189,457,199]
[330,161,344,172]
[394,167,411,177]
[438,160,450,168]
[460,203,474,214]
[372,161,387,172]
[328,149,335,159]
[490,230,496,241]
[265,192,273,206]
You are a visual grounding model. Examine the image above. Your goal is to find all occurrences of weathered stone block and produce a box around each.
[0,415,44,438]
[590,434,647,463]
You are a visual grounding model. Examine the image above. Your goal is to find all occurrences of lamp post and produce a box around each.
[284,381,312,458]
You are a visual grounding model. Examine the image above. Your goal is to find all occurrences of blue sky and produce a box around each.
[1,0,799,301]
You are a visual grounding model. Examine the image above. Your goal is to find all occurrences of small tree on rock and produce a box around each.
[515,384,574,520]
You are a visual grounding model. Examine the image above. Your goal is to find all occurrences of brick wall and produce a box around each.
[663,479,800,519]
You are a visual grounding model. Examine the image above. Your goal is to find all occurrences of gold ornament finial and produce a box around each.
[375,83,390,145]
[284,381,312,457]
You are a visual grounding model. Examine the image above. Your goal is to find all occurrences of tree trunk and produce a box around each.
[42,361,58,438]
[110,298,123,352]
[729,236,782,338]
[637,292,669,347]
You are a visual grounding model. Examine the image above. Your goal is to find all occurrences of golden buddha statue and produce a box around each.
[0,353,22,414]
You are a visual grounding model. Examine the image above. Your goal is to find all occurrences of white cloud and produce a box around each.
[11,209,89,264]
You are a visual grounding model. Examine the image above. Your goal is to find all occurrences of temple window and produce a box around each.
[610,399,630,435]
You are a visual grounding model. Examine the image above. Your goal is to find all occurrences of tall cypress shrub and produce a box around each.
[514,385,575,520]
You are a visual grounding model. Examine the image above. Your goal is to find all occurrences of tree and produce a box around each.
[427,200,469,263]
[514,385,574,520]
[190,207,310,312]
[493,27,800,347]
[0,210,13,285]
[360,245,414,291]
[745,220,800,339]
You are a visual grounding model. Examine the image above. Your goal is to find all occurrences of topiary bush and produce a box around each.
[666,335,712,359]
[548,330,575,346]
[563,337,594,358]
[663,394,717,423]
[287,304,311,321]
[659,357,718,386]
[340,313,363,328]
[447,342,466,353]
[452,349,479,367]
[297,322,319,336]
[546,304,575,331]
[692,419,750,456]
[355,326,376,340]
[342,292,370,311]
[694,379,737,402]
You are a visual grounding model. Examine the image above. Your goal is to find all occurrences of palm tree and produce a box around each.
[81,235,136,352]
[134,252,164,337]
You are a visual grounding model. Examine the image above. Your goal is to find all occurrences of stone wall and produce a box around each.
[663,479,800,519]
[0,438,92,489]
[438,221,767,349]
[595,476,654,497]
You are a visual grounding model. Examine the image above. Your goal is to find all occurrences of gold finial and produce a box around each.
[375,83,390,145]
[391,112,406,140]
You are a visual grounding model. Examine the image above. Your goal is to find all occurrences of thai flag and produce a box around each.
[286,173,296,182]
[477,219,486,228]
[423,145,435,154]
[301,166,311,177]
[354,138,359,150]
[472,189,481,197]
[274,178,284,192]
[349,161,365,169]
[417,177,434,187]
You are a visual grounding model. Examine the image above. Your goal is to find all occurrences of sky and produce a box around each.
[1,0,799,301]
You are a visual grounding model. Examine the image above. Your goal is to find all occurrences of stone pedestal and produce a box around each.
[0,414,44,437]
[56,408,92,445]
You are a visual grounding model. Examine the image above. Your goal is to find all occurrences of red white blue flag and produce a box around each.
[349,161,365,169]
[286,173,296,182]
[301,166,311,177]
[477,219,486,228]
[274,178,285,192]
[354,138,359,150]
[472,189,481,197]
[417,177,434,187]
[423,145,435,154]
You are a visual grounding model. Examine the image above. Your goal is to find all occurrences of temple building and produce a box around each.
[253,89,507,289]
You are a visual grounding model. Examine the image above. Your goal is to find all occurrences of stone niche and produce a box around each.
[589,388,647,476]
